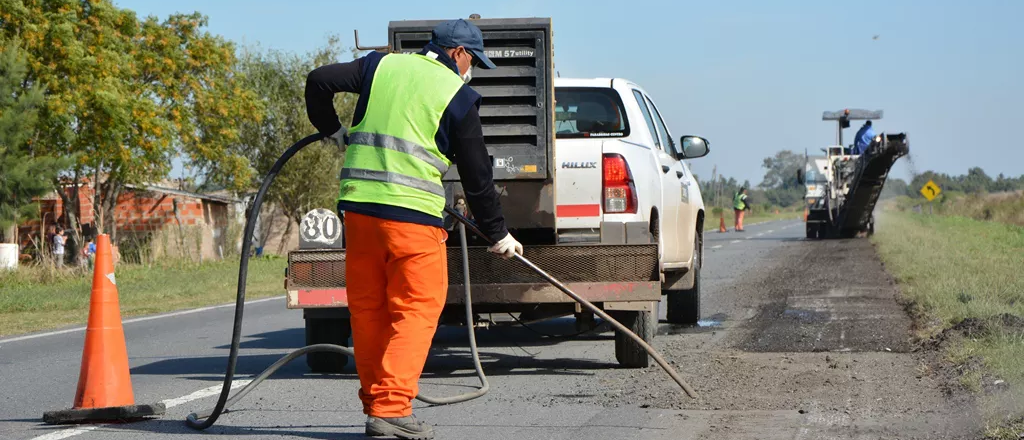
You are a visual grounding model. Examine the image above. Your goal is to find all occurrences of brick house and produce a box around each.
[19,180,300,263]
[19,181,237,262]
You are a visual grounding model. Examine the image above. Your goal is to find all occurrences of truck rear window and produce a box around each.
[555,88,630,138]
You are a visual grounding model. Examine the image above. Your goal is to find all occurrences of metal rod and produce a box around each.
[442,206,700,399]
[354,30,389,52]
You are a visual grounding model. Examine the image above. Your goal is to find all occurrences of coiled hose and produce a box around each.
[185,134,696,430]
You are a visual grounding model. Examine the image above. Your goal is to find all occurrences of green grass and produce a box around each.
[873,212,1024,331]
[703,209,801,231]
[0,257,287,337]
[887,191,1024,227]
[872,211,1024,439]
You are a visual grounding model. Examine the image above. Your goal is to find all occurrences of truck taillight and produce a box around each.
[602,154,637,214]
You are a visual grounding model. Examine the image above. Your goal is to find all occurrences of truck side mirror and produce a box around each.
[679,135,710,159]
[797,169,805,185]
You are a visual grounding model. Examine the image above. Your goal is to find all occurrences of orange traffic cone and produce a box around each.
[718,215,727,233]
[43,234,164,424]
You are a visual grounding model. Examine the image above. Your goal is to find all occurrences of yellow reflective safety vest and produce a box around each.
[339,53,465,218]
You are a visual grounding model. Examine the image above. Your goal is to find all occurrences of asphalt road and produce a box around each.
[0,219,979,439]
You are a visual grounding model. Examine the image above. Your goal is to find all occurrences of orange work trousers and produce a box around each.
[344,212,448,418]
[734,208,745,230]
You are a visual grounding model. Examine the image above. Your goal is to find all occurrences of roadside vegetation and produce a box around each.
[886,190,1024,227]
[873,209,1024,438]
[0,257,286,337]
[704,206,800,231]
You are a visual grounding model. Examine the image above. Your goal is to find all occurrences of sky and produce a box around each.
[115,0,1024,186]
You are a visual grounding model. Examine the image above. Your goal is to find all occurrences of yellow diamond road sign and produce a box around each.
[920,180,942,201]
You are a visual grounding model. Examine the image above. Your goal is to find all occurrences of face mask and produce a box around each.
[461,65,473,84]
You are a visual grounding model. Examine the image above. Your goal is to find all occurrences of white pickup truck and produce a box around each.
[553,78,710,325]
[284,18,711,372]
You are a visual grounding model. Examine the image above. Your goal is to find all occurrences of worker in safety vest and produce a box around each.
[305,19,521,439]
[733,187,750,231]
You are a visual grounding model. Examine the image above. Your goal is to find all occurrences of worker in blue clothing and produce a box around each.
[852,120,875,155]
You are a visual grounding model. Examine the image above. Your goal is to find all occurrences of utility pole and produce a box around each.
[710,165,718,208]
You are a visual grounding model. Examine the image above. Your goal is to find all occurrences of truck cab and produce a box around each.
[552,78,710,322]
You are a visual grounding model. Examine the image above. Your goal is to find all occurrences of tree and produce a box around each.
[961,167,992,194]
[759,150,804,207]
[0,1,260,250]
[760,151,803,190]
[0,38,70,244]
[235,37,358,253]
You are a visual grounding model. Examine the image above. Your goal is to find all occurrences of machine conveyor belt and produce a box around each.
[835,134,910,234]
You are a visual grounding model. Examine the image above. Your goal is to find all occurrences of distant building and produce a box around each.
[19,180,300,263]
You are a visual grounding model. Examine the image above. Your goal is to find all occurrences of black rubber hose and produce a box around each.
[185,133,323,430]
[442,208,700,399]
[186,133,697,430]
[186,134,490,429]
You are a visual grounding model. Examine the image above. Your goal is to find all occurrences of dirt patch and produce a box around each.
[999,313,1024,331]
[953,317,991,338]
[533,237,981,438]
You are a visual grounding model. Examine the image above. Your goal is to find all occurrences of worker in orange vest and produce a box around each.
[305,18,521,439]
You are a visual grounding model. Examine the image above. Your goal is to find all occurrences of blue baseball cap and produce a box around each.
[430,19,496,69]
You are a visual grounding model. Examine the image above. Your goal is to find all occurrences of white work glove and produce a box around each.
[488,232,523,259]
[324,127,348,152]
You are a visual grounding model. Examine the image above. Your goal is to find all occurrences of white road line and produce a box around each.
[162,380,253,408]
[29,380,254,440]
[0,297,282,344]
[712,245,723,249]
[31,427,98,440]
[767,230,775,234]
[730,240,741,244]
[756,233,764,237]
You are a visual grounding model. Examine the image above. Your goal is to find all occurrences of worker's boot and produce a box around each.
[365,415,434,439]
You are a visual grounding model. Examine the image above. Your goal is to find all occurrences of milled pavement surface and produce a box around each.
[0,219,979,439]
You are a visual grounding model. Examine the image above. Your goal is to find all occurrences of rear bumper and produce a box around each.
[286,281,661,309]
[285,244,660,309]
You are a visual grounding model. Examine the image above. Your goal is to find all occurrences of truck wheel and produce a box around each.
[805,223,818,239]
[304,317,351,373]
[666,232,701,325]
[611,309,656,368]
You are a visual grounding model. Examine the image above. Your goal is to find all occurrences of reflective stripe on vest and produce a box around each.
[346,132,449,175]
[338,53,464,218]
[340,168,445,198]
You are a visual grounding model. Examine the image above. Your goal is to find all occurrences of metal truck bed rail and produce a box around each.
[285,244,660,308]
[287,244,659,290]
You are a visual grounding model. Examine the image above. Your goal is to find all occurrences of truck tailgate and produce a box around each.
[554,139,603,229]
[285,244,660,308]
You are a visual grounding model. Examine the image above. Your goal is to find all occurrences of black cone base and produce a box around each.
[43,402,166,425]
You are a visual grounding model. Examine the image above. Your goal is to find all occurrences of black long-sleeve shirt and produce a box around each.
[305,45,508,242]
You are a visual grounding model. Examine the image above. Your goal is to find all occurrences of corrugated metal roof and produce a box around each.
[123,184,242,204]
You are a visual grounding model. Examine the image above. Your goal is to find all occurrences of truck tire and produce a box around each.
[304,317,351,373]
[666,232,701,325]
[611,309,656,368]
[805,223,818,239]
